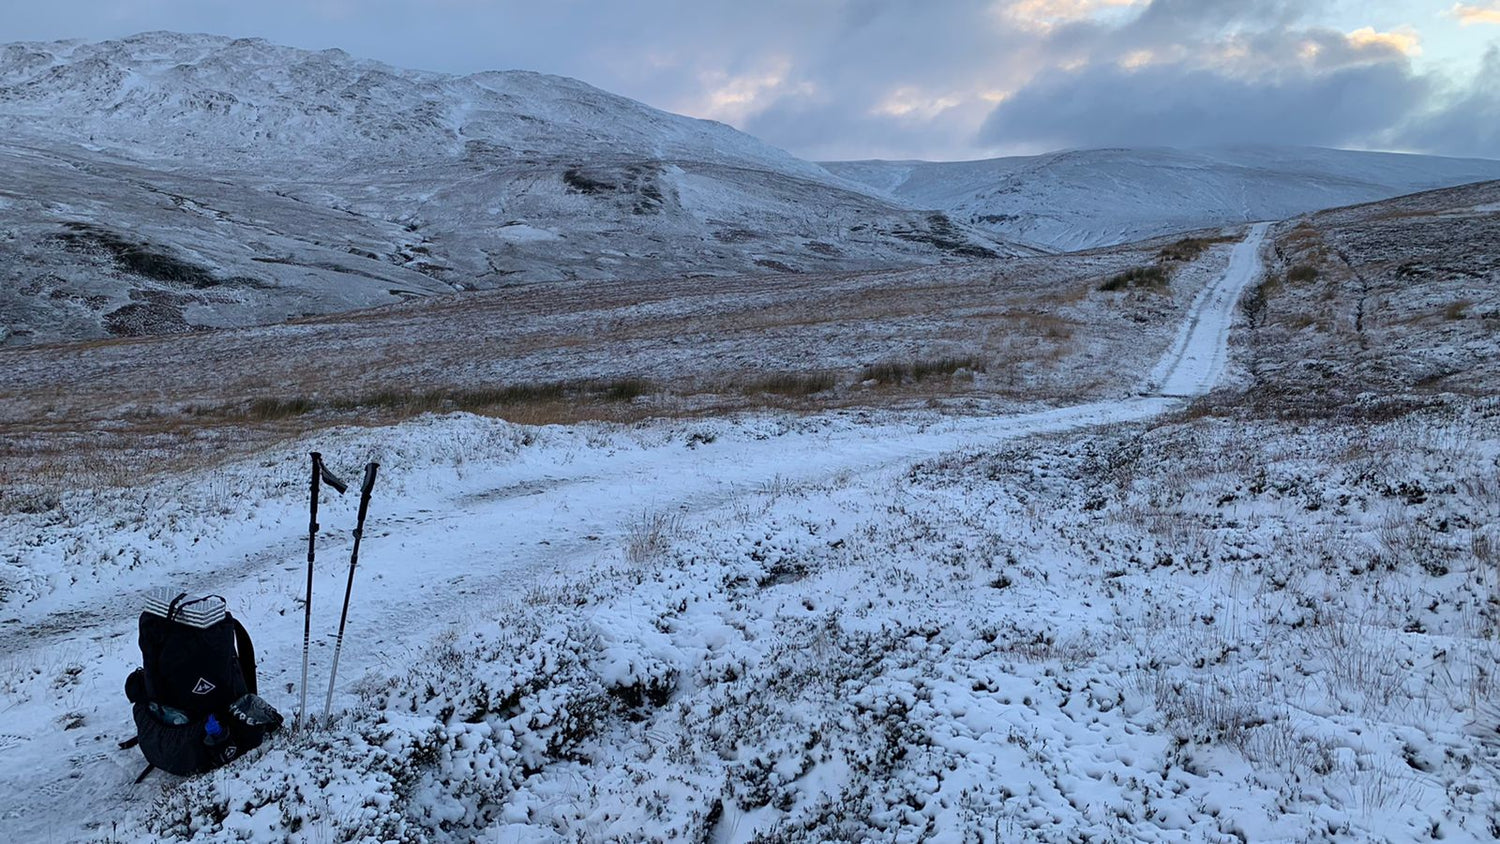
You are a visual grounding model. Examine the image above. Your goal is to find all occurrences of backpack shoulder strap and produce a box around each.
[228,614,257,696]
[165,592,190,622]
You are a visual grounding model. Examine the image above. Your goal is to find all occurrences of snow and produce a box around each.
[823,147,1500,253]
[494,224,560,243]
[15,225,1497,840]
[10,33,1492,347]
[1,205,1498,840]
[1147,223,1267,396]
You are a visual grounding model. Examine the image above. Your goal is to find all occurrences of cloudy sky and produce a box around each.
[8,1,1500,161]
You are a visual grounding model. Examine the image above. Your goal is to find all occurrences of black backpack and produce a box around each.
[121,593,282,780]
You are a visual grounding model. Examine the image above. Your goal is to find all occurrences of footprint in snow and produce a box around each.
[35,770,84,800]
[68,750,115,769]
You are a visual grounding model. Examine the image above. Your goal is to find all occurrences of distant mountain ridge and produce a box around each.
[0,32,826,176]
[0,32,1016,344]
[822,147,1500,252]
[6,32,1499,346]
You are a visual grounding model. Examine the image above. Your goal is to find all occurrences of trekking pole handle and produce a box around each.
[359,462,378,501]
[353,463,379,532]
[315,453,350,495]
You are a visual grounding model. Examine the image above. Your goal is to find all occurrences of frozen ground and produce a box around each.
[1,190,1496,841]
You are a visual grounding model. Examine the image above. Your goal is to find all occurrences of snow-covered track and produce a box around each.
[1144,222,1268,397]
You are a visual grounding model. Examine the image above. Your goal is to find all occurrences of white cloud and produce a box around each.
[1000,0,1148,31]
[683,57,814,125]
[871,86,966,120]
[1450,2,1500,26]
[1346,26,1422,57]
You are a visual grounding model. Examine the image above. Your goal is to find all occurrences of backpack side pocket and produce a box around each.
[131,702,213,777]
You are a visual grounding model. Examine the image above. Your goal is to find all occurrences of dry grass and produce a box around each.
[237,380,650,422]
[1281,223,1324,250]
[1286,264,1319,283]
[741,371,839,397]
[246,396,317,421]
[1249,181,1500,411]
[859,356,986,385]
[1099,265,1169,292]
[0,234,1227,509]
[624,509,684,565]
[1158,235,1235,263]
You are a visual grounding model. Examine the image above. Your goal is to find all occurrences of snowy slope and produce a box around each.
[0,32,1018,344]
[824,146,1500,252]
[0,225,1262,840]
[4,185,1500,839]
[7,214,1500,840]
[0,33,850,188]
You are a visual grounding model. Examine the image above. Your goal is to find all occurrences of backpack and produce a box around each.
[121,591,283,780]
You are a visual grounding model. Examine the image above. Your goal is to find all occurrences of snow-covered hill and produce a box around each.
[0,32,1017,344]
[823,146,1500,252]
[5,192,1500,838]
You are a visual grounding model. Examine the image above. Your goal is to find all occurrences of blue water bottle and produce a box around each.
[204,714,227,746]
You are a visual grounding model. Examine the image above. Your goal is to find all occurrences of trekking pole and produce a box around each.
[301,453,347,732]
[324,462,379,726]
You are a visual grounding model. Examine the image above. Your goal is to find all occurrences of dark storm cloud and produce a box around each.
[742,97,950,164]
[979,39,1431,150]
[1128,0,1306,33]
[973,1,1496,157]
[1397,46,1500,159]
[676,0,1040,159]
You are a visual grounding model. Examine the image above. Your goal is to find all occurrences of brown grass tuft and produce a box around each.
[743,371,838,397]
[1287,264,1319,284]
[860,356,986,385]
[1100,266,1170,292]
[1158,236,1234,263]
